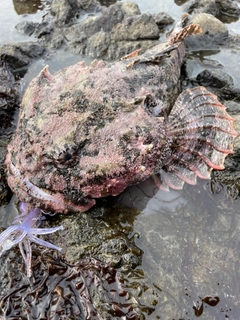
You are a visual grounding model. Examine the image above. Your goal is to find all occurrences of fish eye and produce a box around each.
[56,146,78,166]
[63,152,72,161]
[144,94,163,117]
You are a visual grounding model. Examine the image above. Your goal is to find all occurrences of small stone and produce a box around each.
[196,69,234,88]
[153,12,174,28]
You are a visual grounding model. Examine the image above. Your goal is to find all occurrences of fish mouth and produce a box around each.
[7,158,95,213]
[8,159,66,204]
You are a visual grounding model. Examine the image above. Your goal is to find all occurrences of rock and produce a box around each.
[14,1,162,59]
[152,12,174,28]
[77,0,102,12]
[185,13,228,46]
[187,0,240,22]
[47,204,142,267]
[0,42,45,72]
[15,21,38,36]
[0,62,20,206]
[196,69,234,88]
[50,0,77,25]
[66,2,160,59]
[191,13,228,36]
[69,2,141,37]
[13,0,43,15]
[111,14,160,41]
[85,30,111,58]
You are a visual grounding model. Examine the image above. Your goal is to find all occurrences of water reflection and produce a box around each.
[118,178,240,319]
[13,0,43,15]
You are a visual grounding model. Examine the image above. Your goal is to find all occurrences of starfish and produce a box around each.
[0,202,63,277]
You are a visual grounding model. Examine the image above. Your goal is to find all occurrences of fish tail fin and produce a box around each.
[161,86,237,190]
[168,13,202,45]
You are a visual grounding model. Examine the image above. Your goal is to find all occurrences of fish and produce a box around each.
[5,14,237,213]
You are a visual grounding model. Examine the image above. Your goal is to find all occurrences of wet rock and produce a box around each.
[187,0,240,22]
[0,42,45,72]
[66,2,159,59]
[13,0,43,15]
[16,1,161,59]
[15,21,38,36]
[67,2,141,37]
[196,69,234,88]
[16,21,54,39]
[152,12,174,28]
[186,13,228,46]
[50,0,78,25]
[215,86,240,102]
[99,0,117,6]
[0,63,20,206]
[50,204,142,268]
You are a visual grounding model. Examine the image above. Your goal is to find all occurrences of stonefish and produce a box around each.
[6,15,237,214]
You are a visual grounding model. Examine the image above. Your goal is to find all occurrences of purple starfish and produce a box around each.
[0,202,63,277]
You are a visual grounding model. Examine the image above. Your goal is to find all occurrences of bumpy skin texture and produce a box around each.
[6,24,237,213]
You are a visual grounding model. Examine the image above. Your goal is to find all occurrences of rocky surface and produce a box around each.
[15,1,172,59]
[185,13,228,46]
[0,62,20,206]
[0,42,45,73]
[187,0,240,22]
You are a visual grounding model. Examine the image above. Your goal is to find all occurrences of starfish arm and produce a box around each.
[0,225,27,254]
[19,239,32,277]
[29,234,63,252]
[29,225,64,235]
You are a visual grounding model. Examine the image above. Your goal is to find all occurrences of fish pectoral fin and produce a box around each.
[161,86,237,190]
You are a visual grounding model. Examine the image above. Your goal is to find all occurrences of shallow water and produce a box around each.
[1,0,240,319]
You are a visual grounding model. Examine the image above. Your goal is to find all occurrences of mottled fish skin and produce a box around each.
[5,17,237,213]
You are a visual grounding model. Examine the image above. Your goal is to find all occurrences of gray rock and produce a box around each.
[15,21,38,36]
[0,63,20,206]
[50,0,77,25]
[153,12,175,28]
[0,42,45,71]
[85,30,111,57]
[191,13,228,37]
[14,1,162,59]
[68,2,141,37]
[186,13,228,46]
[187,0,240,21]
[111,14,160,41]
[196,69,234,88]
[66,2,160,59]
